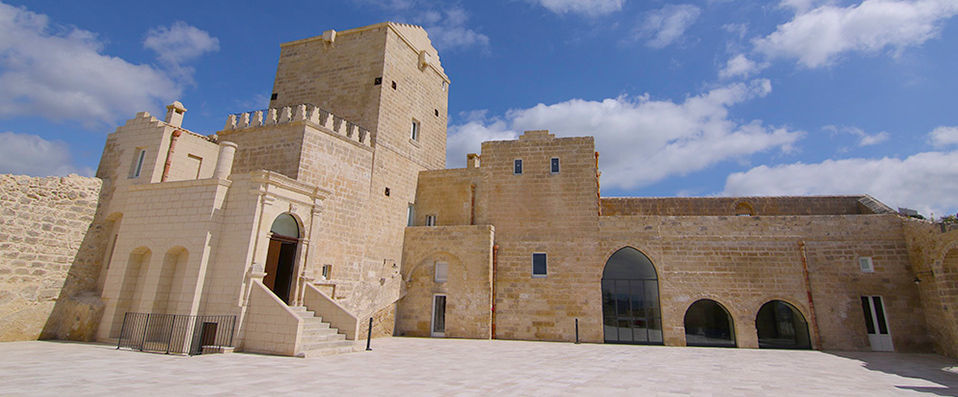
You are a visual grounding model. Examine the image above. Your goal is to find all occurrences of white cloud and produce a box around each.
[722,151,958,216]
[722,23,749,39]
[824,125,889,146]
[719,54,767,79]
[533,0,625,17]
[143,21,219,81]
[754,0,958,68]
[418,8,490,52]
[929,126,958,147]
[636,4,702,48]
[0,3,181,128]
[0,131,90,176]
[448,79,803,189]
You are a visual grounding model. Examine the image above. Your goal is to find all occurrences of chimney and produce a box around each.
[467,153,480,168]
[165,101,187,127]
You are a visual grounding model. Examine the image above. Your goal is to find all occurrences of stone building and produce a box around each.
[1,22,956,358]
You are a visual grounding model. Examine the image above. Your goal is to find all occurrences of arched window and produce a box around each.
[734,201,754,216]
[756,300,811,349]
[270,213,300,240]
[601,247,662,344]
[684,299,735,347]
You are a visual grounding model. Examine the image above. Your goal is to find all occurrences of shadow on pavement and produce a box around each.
[826,351,958,396]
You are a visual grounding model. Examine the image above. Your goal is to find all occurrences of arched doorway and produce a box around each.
[264,213,299,304]
[601,247,663,344]
[756,300,811,349]
[684,299,735,347]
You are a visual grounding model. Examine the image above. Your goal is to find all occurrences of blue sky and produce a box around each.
[1,0,956,217]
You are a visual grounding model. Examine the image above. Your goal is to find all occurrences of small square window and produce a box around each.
[859,257,874,273]
[374,77,382,85]
[411,120,420,141]
[425,215,437,226]
[392,81,397,90]
[435,262,448,283]
[321,264,332,279]
[514,159,523,174]
[270,93,278,100]
[551,157,560,173]
[532,253,547,277]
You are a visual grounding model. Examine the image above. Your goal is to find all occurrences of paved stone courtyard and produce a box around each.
[1,337,956,396]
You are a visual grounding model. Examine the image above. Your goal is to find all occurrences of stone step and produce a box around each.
[303,321,330,330]
[303,327,339,338]
[301,339,354,353]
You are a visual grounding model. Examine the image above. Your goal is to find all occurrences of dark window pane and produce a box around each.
[551,157,560,173]
[872,296,888,335]
[532,253,546,275]
[602,247,657,279]
[514,159,523,174]
[861,296,876,334]
[684,299,735,347]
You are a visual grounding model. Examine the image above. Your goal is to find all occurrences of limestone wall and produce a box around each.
[903,219,958,357]
[601,196,873,216]
[397,225,494,338]
[413,168,481,226]
[0,175,102,341]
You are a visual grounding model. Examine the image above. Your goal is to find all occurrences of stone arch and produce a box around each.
[684,298,736,347]
[601,247,663,345]
[111,246,151,337]
[405,251,465,284]
[151,246,188,314]
[755,299,812,349]
[734,201,754,216]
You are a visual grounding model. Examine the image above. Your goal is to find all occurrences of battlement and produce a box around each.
[221,104,372,147]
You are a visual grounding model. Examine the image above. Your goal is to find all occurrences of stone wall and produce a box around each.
[903,219,958,357]
[601,196,876,216]
[0,174,102,341]
[397,225,494,339]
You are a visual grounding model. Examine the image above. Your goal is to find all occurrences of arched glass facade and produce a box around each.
[684,299,735,347]
[756,300,811,349]
[601,247,663,344]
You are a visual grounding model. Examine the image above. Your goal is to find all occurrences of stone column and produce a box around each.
[212,142,238,179]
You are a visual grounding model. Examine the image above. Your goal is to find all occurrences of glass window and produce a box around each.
[407,204,415,226]
[410,120,420,141]
[425,215,437,226]
[601,247,662,345]
[514,159,523,174]
[130,148,146,178]
[532,253,547,277]
[551,157,560,173]
[684,299,736,347]
[756,300,811,349]
[270,214,299,239]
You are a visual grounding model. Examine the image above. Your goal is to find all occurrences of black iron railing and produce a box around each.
[116,313,236,355]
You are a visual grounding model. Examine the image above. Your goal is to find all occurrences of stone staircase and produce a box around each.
[289,306,356,357]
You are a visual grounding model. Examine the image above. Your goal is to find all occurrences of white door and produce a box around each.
[431,295,446,337]
[861,296,894,351]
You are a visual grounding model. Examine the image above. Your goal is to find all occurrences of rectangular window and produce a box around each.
[514,159,523,174]
[410,120,420,141]
[532,252,547,277]
[130,148,147,178]
[407,204,415,226]
[859,257,874,273]
[435,262,448,283]
[425,214,437,226]
[321,264,332,280]
[551,157,560,173]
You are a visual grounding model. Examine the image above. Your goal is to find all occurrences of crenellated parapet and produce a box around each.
[221,104,372,147]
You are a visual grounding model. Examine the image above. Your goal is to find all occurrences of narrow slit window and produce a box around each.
[130,148,147,178]
[532,253,547,277]
[514,159,523,175]
[425,215,437,226]
[411,120,420,141]
[551,157,560,173]
[407,204,415,226]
